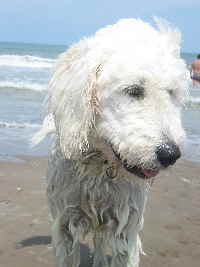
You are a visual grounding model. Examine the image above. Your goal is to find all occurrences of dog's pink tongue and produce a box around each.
[142,169,159,178]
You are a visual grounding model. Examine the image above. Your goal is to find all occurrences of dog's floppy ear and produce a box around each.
[48,42,101,159]
[153,17,181,57]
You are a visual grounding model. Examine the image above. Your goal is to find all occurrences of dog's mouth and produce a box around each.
[111,146,159,179]
[123,162,159,179]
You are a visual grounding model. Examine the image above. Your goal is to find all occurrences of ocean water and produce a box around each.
[0,42,199,161]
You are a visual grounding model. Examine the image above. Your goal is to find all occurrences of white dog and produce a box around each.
[36,18,189,267]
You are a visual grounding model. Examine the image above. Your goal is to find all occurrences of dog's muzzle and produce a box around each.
[110,145,159,179]
[110,141,181,180]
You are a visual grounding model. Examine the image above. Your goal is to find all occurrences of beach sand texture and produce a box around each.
[0,156,199,267]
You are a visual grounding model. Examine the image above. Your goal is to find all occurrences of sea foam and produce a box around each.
[0,80,47,92]
[0,54,55,68]
[0,121,41,129]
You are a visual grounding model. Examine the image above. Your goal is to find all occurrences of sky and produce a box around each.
[0,0,200,52]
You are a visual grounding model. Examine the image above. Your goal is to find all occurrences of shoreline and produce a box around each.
[1,152,200,163]
[0,156,200,267]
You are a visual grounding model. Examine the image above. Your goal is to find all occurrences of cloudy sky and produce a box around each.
[0,0,200,52]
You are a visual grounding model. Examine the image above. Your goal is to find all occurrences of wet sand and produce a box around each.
[0,156,199,267]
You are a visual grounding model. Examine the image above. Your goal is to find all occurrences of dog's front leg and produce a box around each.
[51,206,91,267]
[92,231,109,267]
[110,252,129,267]
[54,241,80,267]
[110,232,141,267]
[51,214,80,267]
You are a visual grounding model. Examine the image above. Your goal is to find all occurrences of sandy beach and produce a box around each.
[0,156,199,267]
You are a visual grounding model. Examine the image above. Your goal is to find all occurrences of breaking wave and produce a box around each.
[0,54,55,68]
[0,121,41,129]
[0,81,47,92]
[188,96,200,106]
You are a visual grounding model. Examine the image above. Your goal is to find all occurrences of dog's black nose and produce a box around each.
[156,142,181,167]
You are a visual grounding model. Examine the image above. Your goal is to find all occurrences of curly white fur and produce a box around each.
[37,18,189,267]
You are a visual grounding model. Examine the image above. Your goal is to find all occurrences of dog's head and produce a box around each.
[48,18,189,179]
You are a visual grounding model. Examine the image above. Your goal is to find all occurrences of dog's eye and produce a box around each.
[168,89,174,96]
[124,85,144,99]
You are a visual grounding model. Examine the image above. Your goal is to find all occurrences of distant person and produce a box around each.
[191,54,200,86]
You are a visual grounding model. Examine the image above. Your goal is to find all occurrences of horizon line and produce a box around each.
[0,40,197,55]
